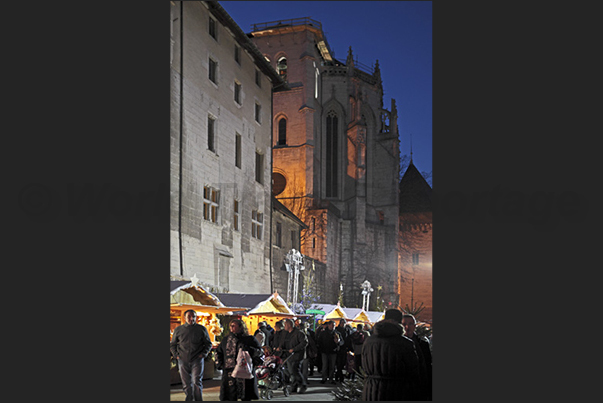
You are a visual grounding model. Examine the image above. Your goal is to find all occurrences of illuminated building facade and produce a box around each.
[249,18,401,307]
[398,161,433,322]
[169,1,287,293]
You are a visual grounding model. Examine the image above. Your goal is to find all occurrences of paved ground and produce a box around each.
[170,372,343,401]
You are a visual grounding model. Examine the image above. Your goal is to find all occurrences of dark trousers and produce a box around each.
[350,353,362,380]
[321,353,337,381]
[335,351,347,381]
[286,357,306,387]
[178,358,204,401]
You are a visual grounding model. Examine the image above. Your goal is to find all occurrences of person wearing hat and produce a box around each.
[361,308,421,401]
[315,320,343,384]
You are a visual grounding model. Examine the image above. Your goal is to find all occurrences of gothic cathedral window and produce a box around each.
[278,117,287,146]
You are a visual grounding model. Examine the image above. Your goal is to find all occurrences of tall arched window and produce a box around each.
[326,111,338,197]
[277,56,287,81]
[277,117,287,146]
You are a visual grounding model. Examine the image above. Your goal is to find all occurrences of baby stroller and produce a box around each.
[255,353,293,400]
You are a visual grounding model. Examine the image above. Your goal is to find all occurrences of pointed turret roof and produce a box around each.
[399,161,432,213]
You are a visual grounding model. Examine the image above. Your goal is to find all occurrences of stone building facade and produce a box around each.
[170,1,286,293]
[398,161,433,322]
[249,18,401,308]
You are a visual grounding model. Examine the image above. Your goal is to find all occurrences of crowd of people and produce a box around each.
[170,308,432,401]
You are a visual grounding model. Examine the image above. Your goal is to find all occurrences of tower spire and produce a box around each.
[410,132,413,163]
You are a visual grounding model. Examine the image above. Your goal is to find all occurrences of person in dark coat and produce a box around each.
[335,319,352,382]
[303,322,318,376]
[348,323,369,379]
[361,309,420,401]
[276,318,308,394]
[269,321,285,358]
[315,320,343,384]
[215,319,262,401]
[402,314,432,400]
[170,310,213,401]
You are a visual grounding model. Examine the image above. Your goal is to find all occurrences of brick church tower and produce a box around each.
[398,161,433,322]
[249,18,401,307]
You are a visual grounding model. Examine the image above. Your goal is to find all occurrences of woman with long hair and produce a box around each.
[215,319,262,401]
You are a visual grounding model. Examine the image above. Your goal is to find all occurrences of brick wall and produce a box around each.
[398,216,433,322]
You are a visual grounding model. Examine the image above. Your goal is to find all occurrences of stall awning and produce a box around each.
[350,309,371,323]
[323,304,349,321]
[248,292,295,315]
[366,311,385,323]
[216,292,296,316]
[170,304,249,314]
[170,281,249,314]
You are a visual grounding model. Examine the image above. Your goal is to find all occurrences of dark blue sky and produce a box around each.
[220,1,432,176]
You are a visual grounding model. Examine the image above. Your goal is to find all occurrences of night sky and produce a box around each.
[220,0,432,179]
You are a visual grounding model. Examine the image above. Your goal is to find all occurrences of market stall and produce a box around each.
[366,310,385,324]
[170,280,249,383]
[217,292,308,335]
[305,302,350,325]
[170,280,249,341]
[349,309,372,324]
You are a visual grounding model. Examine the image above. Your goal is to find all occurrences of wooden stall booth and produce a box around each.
[216,292,307,336]
[307,302,350,326]
[170,280,249,343]
[344,308,372,325]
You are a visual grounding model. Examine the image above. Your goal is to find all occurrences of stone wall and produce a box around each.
[170,1,273,293]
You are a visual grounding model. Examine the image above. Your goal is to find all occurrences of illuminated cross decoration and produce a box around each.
[284,249,305,305]
[361,280,374,311]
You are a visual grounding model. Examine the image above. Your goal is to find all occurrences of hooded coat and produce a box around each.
[361,320,420,401]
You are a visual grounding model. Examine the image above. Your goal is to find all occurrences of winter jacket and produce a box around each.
[349,329,369,355]
[169,323,213,363]
[270,330,285,356]
[410,333,432,400]
[316,328,344,354]
[361,320,420,401]
[279,327,308,361]
[215,332,262,401]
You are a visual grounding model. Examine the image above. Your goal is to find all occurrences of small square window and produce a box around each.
[234,45,241,64]
[208,116,216,152]
[235,133,242,168]
[252,209,263,240]
[234,81,241,104]
[209,16,217,39]
[255,103,261,123]
[255,152,264,184]
[233,199,239,231]
[276,222,282,247]
[209,58,217,84]
[255,70,261,87]
[203,186,219,223]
